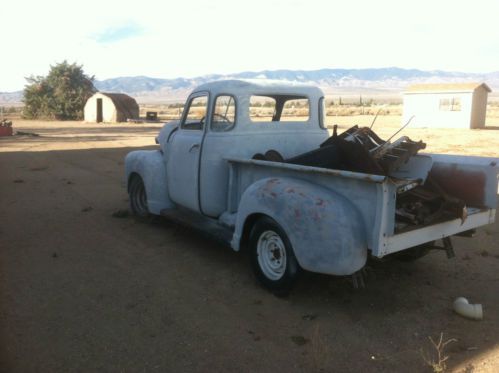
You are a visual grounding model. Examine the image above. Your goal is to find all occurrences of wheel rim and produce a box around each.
[131,179,148,215]
[257,230,287,280]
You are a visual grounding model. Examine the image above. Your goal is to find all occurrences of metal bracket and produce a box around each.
[431,237,455,259]
[442,237,455,259]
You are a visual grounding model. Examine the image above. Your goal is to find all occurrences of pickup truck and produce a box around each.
[125,79,498,294]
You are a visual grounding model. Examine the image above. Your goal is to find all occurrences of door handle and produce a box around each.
[189,143,200,152]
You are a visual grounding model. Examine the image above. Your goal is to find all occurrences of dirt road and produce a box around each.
[1,120,498,372]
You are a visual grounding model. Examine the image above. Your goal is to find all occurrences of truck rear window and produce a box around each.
[249,95,309,122]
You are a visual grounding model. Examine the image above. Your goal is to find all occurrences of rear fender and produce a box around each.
[233,177,367,276]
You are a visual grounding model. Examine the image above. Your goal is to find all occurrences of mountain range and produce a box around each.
[2,67,498,105]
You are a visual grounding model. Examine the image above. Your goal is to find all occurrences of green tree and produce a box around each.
[23,61,96,120]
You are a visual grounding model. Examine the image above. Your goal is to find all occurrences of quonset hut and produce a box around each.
[84,92,139,123]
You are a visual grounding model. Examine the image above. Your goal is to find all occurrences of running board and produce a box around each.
[160,207,234,247]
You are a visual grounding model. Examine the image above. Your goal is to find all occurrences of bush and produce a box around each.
[23,61,95,120]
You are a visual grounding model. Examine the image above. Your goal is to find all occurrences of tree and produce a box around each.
[23,61,96,120]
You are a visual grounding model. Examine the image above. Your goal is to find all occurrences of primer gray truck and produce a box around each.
[125,80,498,293]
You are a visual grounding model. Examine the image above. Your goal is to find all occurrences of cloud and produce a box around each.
[93,22,144,43]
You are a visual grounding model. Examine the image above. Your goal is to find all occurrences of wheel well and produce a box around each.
[240,213,267,252]
[127,172,141,192]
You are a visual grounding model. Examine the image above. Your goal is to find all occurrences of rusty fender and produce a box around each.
[125,150,174,214]
[233,177,368,276]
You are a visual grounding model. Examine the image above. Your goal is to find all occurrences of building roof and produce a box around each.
[193,79,324,99]
[99,92,138,118]
[404,82,492,94]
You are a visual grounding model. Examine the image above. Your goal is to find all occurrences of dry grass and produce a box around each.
[137,101,499,124]
[420,333,457,373]
[326,104,402,116]
[5,98,499,124]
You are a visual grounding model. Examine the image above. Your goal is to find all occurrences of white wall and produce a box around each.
[84,93,117,123]
[402,92,473,128]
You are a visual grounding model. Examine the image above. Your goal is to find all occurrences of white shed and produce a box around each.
[402,82,491,129]
[84,92,139,123]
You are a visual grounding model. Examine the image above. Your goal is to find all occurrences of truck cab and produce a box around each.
[159,80,328,217]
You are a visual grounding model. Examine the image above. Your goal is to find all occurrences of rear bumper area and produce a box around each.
[377,208,495,257]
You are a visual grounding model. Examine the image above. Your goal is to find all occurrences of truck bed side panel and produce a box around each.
[228,159,386,254]
[234,177,368,275]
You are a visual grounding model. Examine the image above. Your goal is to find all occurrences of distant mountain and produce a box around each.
[0,91,23,105]
[95,76,181,92]
[94,67,499,103]
[3,67,499,105]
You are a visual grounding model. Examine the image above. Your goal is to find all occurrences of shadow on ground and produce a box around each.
[1,146,498,372]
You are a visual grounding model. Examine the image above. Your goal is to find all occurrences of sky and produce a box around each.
[1,0,499,91]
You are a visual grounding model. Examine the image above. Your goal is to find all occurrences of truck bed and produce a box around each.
[226,154,498,258]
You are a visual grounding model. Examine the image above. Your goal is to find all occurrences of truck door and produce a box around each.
[167,93,208,212]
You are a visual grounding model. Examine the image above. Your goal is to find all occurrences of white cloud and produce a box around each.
[1,0,499,91]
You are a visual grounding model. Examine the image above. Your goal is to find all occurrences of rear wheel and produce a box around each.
[129,175,150,218]
[249,216,300,295]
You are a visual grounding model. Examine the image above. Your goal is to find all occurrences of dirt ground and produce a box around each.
[1,118,498,372]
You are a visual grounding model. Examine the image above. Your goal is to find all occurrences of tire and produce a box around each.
[249,216,300,295]
[129,175,150,218]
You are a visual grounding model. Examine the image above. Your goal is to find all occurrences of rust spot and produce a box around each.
[316,198,324,206]
[270,192,277,198]
[286,188,295,193]
[294,209,301,218]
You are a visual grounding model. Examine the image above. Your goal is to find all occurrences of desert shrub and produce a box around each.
[0,106,20,115]
[168,103,184,109]
[23,61,95,120]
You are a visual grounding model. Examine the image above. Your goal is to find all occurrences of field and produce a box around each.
[1,113,499,372]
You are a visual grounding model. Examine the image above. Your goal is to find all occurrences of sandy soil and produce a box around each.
[1,118,498,372]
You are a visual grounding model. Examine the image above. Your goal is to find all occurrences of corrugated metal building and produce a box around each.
[84,92,139,123]
[402,82,491,129]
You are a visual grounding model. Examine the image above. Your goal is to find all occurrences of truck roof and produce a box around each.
[193,79,324,99]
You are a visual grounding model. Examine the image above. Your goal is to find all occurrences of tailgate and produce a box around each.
[371,154,498,257]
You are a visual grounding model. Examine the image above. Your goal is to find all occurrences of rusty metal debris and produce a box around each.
[253,124,426,176]
[288,125,426,176]
[396,175,467,232]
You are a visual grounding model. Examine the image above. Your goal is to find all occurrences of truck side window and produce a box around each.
[281,98,309,121]
[249,96,276,122]
[182,95,208,130]
[249,95,309,123]
[211,95,236,132]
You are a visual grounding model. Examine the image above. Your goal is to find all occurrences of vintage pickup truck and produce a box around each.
[125,80,498,293]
